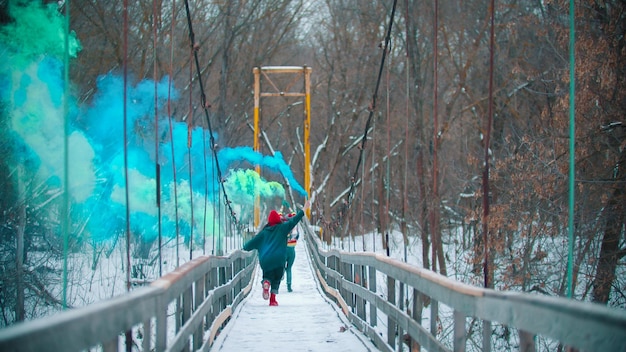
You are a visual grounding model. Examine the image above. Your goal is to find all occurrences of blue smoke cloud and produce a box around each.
[0,1,306,244]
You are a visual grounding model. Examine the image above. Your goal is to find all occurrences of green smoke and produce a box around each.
[0,1,81,67]
[223,169,285,206]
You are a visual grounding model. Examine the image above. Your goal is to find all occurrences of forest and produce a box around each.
[0,0,624,331]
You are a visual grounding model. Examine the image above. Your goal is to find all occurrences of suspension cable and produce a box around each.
[566,0,575,299]
[122,0,131,295]
[386,38,391,248]
[218,189,222,254]
[370,116,376,252]
[122,1,133,351]
[167,0,181,268]
[187,43,194,260]
[431,0,439,274]
[400,0,410,328]
[360,145,365,250]
[62,0,70,310]
[203,130,208,255]
[153,0,163,277]
[403,0,410,262]
[182,0,241,237]
[212,156,216,255]
[188,147,194,260]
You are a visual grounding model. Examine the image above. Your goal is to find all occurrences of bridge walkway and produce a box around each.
[211,239,377,351]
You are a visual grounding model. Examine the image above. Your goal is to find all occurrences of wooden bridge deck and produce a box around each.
[211,240,377,352]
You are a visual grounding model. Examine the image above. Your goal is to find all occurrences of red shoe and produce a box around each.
[269,293,278,306]
[262,280,270,300]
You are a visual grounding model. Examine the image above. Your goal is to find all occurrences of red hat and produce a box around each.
[268,210,282,226]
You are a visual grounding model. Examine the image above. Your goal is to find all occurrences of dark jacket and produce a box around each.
[243,210,305,271]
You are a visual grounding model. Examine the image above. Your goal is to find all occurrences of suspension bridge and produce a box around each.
[1,0,626,351]
[0,222,625,351]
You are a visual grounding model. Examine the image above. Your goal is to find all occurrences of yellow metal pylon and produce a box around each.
[253,66,312,227]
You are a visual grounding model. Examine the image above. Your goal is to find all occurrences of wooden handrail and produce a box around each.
[302,220,626,352]
[0,250,256,352]
[2,224,625,352]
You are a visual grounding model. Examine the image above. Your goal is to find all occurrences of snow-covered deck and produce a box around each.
[211,239,377,352]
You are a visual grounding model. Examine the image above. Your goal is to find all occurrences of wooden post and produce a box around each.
[431,299,438,338]
[387,276,396,349]
[368,266,377,327]
[519,330,535,352]
[453,310,466,352]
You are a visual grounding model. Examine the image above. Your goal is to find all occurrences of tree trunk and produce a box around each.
[378,168,387,251]
[417,149,430,270]
[217,3,233,127]
[436,230,447,276]
[592,147,626,304]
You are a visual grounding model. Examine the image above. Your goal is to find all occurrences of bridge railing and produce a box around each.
[0,250,256,352]
[303,224,626,352]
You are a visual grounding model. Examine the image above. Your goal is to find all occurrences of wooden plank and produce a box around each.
[483,320,491,352]
[453,310,466,352]
[156,296,167,351]
[519,330,535,352]
[194,275,205,350]
[355,264,366,321]
[368,265,377,327]
[260,66,311,73]
[387,276,396,349]
[313,266,350,315]
[208,306,232,346]
[0,286,160,352]
[477,293,626,351]
[260,92,306,97]
[431,299,439,339]
[102,336,117,352]
[142,318,151,351]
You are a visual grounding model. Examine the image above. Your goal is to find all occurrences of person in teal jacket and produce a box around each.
[243,199,310,306]
[285,227,299,292]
